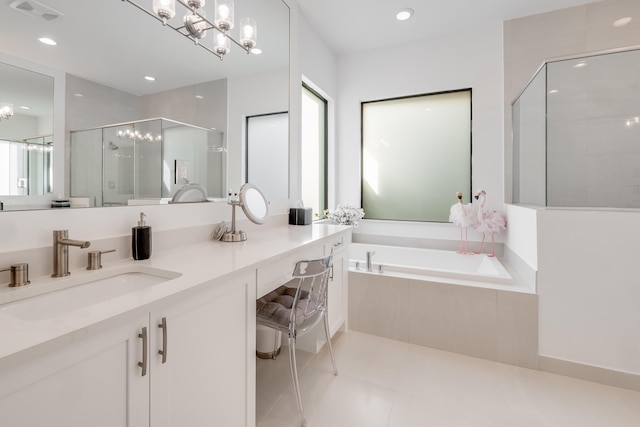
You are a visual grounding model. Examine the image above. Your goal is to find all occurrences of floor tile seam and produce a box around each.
[256,380,294,426]
[300,362,411,399]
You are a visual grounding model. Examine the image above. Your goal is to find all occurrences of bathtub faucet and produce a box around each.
[366,251,376,272]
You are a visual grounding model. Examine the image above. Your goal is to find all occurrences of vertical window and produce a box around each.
[362,89,472,222]
[301,84,328,219]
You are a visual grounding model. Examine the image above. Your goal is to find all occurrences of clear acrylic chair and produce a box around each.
[256,253,338,427]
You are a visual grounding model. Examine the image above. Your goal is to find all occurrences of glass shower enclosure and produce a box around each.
[512,47,640,209]
[70,118,225,207]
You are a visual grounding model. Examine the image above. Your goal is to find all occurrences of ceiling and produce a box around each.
[295,0,604,55]
[0,0,289,96]
[0,0,605,118]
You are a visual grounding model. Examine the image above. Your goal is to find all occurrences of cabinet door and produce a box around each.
[327,249,347,334]
[0,311,149,427]
[150,271,254,427]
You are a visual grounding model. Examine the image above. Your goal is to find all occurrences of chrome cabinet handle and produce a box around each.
[330,265,334,281]
[138,326,148,376]
[158,317,168,364]
[333,241,343,249]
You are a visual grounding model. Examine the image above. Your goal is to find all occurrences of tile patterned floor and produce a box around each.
[256,331,640,427]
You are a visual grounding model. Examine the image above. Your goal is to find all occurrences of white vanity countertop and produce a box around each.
[0,223,351,362]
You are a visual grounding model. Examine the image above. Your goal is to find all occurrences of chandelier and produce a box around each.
[0,103,13,120]
[122,0,257,60]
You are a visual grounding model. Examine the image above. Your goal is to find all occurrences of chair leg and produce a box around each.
[323,314,338,376]
[288,335,306,426]
[271,330,279,360]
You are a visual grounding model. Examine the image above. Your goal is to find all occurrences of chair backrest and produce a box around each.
[288,253,333,337]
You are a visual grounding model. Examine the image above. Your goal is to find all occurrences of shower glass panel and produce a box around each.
[512,47,640,208]
[70,118,225,207]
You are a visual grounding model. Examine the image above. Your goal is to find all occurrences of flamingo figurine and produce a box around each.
[473,189,506,257]
[449,191,475,254]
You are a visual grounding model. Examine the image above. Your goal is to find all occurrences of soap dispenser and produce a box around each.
[132,212,152,260]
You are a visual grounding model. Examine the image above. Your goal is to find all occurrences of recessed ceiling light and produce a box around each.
[250,47,262,55]
[38,37,57,46]
[396,8,413,21]
[20,105,31,110]
[144,76,156,81]
[573,62,587,68]
[548,89,559,94]
[195,95,204,99]
[614,17,632,27]
[73,93,84,97]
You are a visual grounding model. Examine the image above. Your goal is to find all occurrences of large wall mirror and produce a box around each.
[0,0,289,210]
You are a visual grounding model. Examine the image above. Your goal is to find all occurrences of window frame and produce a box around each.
[360,88,473,222]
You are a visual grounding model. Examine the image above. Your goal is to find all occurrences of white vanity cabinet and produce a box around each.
[0,223,350,427]
[0,310,150,427]
[148,269,255,427]
[0,269,256,427]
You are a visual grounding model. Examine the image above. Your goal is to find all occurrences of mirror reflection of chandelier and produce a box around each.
[0,102,13,120]
[117,127,162,143]
[123,0,258,60]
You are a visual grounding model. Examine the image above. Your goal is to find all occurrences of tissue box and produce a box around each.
[289,208,312,225]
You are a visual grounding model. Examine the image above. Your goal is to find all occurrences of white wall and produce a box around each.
[537,209,640,373]
[504,204,538,270]
[336,23,505,242]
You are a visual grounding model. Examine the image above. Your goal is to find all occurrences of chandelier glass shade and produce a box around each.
[214,0,234,31]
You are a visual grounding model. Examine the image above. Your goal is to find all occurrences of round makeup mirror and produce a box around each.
[221,183,269,242]
[239,183,269,224]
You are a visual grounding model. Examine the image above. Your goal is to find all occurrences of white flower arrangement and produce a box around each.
[326,204,365,227]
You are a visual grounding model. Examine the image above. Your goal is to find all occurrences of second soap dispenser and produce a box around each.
[132,212,152,260]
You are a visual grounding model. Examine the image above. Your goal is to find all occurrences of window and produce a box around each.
[301,84,328,219]
[246,112,289,200]
[362,89,472,222]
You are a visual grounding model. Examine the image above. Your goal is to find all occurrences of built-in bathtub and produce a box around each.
[349,243,530,291]
[347,243,538,368]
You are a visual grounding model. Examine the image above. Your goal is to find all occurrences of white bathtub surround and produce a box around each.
[348,243,538,369]
[348,273,538,369]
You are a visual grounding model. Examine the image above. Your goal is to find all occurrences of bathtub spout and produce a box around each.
[366,251,376,272]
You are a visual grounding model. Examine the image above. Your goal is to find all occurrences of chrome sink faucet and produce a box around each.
[52,230,91,277]
[366,251,376,272]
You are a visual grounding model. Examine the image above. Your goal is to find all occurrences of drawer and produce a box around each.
[326,235,346,254]
[256,243,324,298]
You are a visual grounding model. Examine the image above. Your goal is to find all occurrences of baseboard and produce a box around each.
[539,356,640,391]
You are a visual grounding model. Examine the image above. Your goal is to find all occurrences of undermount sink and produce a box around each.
[1,266,181,322]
